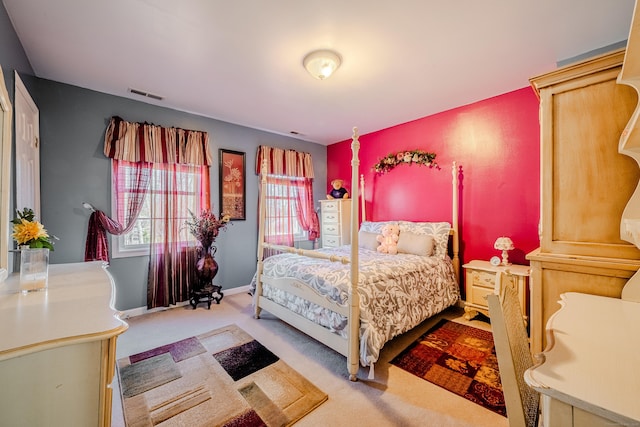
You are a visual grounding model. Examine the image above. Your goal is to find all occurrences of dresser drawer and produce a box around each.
[467,269,495,289]
[322,201,340,212]
[470,285,492,307]
[322,211,340,223]
[322,235,342,247]
[323,223,341,235]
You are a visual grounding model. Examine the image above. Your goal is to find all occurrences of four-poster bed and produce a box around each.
[253,128,461,381]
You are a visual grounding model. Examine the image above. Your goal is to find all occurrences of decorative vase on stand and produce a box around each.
[195,244,219,289]
[191,243,223,308]
[19,247,49,294]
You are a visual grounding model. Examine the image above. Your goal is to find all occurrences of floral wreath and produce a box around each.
[372,150,439,174]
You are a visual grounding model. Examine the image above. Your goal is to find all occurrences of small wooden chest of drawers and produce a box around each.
[319,199,351,248]
[462,260,530,322]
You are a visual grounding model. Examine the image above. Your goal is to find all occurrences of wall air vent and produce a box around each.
[129,88,164,101]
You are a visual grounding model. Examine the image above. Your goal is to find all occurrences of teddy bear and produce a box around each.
[327,179,349,199]
[376,224,400,254]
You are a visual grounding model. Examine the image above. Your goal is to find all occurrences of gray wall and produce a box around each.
[0,2,33,98]
[1,2,327,311]
[32,79,326,311]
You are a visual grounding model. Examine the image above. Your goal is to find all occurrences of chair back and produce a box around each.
[487,270,539,427]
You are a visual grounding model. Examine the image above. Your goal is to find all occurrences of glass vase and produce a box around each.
[19,247,49,294]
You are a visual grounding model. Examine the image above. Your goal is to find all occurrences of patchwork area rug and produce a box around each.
[391,319,506,416]
[118,324,328,426]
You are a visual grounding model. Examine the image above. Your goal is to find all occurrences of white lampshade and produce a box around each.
[494,237,514,251]
[303,50,342,80]
[494,236,514,266]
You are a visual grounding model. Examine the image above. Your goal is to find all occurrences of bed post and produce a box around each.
[360,174,366,222]
[255,159,268,319]
[348,127,361,381]
[451,161,461,284]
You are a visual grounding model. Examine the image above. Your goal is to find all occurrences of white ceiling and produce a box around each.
[3,0,636,145]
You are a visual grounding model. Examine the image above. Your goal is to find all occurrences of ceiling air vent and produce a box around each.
[129,88,164,101]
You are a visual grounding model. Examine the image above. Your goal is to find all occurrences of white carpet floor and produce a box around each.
[111,292,509,427]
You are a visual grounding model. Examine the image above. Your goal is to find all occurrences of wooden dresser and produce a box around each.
[0,261,128,426]
[320,199,351,248]
[526,49,640,354]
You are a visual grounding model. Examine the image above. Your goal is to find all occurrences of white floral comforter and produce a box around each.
[250,246,460,367]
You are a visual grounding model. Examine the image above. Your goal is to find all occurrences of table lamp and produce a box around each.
[494,236,514,266]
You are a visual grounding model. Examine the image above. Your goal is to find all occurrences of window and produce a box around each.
[256,145,319,254]
[264,175,309,242]
[112,161,206,258]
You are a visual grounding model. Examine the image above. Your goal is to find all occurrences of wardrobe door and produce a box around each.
[533,50,640,260]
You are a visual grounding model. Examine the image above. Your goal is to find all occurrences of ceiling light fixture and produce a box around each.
[303,49,342,80]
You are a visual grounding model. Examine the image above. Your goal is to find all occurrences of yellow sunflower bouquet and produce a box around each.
[11,207,55,251]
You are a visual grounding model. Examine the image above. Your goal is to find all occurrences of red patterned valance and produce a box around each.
[104,116,212,166]
[255,145,314,178]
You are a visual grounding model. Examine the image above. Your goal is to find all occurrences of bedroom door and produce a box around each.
[14,72,40,218]
[0,65,11,272]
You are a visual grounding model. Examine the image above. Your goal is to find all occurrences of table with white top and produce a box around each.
[524,292,640,426]
[0,261,128,426]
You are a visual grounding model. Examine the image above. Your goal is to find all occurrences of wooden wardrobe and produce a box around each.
[527,48,640,354]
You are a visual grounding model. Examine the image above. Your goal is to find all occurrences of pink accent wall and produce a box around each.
[327,87,540,267]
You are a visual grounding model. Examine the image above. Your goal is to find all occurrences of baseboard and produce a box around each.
[119,284,252,319]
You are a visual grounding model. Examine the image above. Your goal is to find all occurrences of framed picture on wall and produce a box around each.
[219,149,246,220]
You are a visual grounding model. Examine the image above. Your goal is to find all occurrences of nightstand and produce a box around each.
[462,260,530,322]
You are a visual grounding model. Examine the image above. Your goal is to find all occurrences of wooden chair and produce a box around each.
[487,270,540,427]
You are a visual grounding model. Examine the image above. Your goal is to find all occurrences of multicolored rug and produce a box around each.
[391,319,506,416]
[117,324,328,426]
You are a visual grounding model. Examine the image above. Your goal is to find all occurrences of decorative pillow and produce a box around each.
[358,230,380,251]
[397,232,434,257]
[398,221,451,258]
[359,221,399,235]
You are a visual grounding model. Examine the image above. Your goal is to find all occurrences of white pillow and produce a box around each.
[397,232,434,256]
[398,221,451,258]
[359,221,399,235]
[358,230,380,251]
